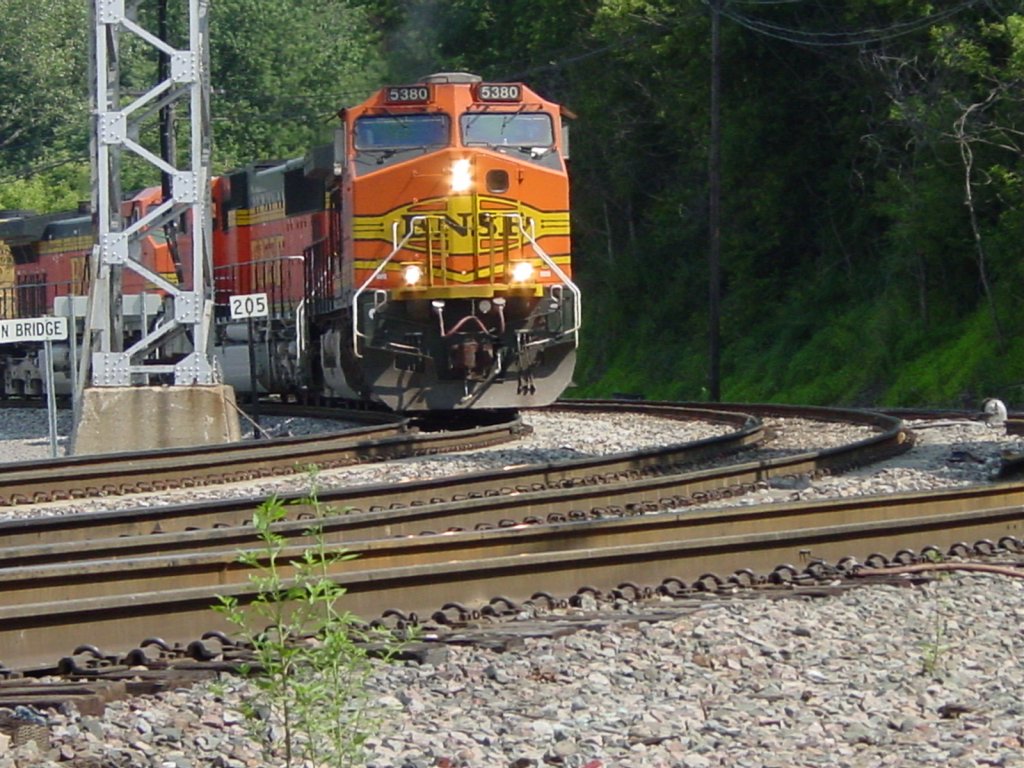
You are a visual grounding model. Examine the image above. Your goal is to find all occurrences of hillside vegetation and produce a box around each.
[2,0,1023,408]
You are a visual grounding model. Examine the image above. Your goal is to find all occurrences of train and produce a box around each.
[0,73,579,411]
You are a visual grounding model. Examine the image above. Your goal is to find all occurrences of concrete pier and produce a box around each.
[71,385,242,455]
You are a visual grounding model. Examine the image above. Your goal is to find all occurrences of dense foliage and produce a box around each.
[2,0,1023,407]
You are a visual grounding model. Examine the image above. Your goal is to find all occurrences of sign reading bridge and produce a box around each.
[0,316,68,343]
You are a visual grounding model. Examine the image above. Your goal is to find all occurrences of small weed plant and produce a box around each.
[920,609,950,678]
[215,486,401,767]
[919,549,952,678]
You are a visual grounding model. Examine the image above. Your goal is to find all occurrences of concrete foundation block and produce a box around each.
[71,385,242,455]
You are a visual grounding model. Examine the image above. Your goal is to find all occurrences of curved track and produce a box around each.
[0,406,525,506]
[0,402,928,674]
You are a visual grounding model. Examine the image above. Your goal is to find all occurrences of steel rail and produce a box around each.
[0,404,766,548]
[0,473,1014,606]
[2,479,1023,672]
[0,408,907,566]
[0,404,908,557]
[0,409,534,506]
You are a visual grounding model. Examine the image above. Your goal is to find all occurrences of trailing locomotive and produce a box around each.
[0,189,173,397]
[0,73,579,410]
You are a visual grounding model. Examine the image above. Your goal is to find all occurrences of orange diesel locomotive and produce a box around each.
[305,72,579,410]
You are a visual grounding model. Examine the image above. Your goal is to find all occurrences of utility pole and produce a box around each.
[708,0,723,402]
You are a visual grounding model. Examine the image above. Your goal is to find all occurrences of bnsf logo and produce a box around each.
[352,198,567,258]
[399,212,533,240]
[395,211,533,257]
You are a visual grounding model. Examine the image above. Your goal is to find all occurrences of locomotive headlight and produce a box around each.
[402,263,423,286]
[511,261,534,283]
[450,158,473,193]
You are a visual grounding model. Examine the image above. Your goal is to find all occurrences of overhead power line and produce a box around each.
[717,0,981,47]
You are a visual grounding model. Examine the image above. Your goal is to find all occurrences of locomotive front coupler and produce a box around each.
[447,333,497,378]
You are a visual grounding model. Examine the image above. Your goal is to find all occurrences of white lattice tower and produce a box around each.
[84,0,216,389]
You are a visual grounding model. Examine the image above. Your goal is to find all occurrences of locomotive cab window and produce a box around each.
[353,114,450,175]
[460,112,559,168]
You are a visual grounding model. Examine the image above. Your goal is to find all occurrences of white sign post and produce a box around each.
[0,317,69,457]
[230,294,269,437]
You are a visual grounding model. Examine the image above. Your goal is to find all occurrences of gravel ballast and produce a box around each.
[1,408,1022,767]
[7,573,1024,768]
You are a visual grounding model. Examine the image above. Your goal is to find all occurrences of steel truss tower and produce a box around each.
[86,0,216,388]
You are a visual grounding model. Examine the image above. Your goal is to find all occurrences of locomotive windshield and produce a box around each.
[355,115,449,149]
[461,112,553,147]
[353,114,450,174]
[460,112,558,167]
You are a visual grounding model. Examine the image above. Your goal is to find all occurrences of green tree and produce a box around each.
[209,0,387,169]
[0,0,90,209]
[0,0,88,166]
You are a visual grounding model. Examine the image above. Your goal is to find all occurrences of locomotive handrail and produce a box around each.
[296,299,306,358]
[501,212,582,342]
[351,217,426,358]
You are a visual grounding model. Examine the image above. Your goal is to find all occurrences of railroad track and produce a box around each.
[0,405,524,506]
[0,401,922,675]
[0,407,896,561]
[0,403,763,549]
